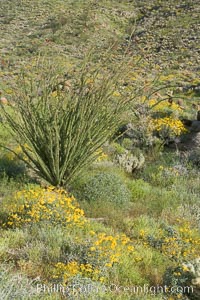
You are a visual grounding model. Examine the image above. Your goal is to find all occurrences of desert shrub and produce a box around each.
[0,265,38,300]
[0,135,27,179]
[172,172,200,197]
[152,116,187,138]
[139,156,189,188]
[163,265,194,300]
[144,164,180,187]
[109,142,126,156]
[140,248,172,285]
[121,138,134,150]
[0,186,86,229]
[127,215,161,238]
[124,215,200,263]
[0,57,136,187]
[177,204,200,230]
[53,231,140,286]
[78,199,129,231]
[148,97,187,143]
[139,222,200,264]
[0,156,26,179]
[0,123,12,146]
[78,172,131,204]
[109,256,147,286]
[127,179,152,201]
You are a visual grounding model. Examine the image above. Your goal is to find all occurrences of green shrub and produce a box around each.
[0,59,134,187]
[163,265,194,299]
[0,156,26,179]
[110,257,147,286]
[121,138,134,150]
[109,142,126,156]
[0,264,53,300]
[79,172,131,204]
[127,179,151,201]
[177,203,200,230]
[127,179,181,215]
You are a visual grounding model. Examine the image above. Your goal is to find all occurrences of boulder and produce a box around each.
[179,131,200,151]
[178,113,200,151]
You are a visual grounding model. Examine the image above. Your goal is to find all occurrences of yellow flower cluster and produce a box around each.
[158,166,180,177]
[2,186,86,228]
[53,232,138,284]
[152,117,187,136]
[95,148,108,162]
[113,91,121,97]
[53,261,101,283]
[149,99,182,112]
[3,144,30,161]
[88,232,141,269]
[159,74,175,82]
[4,145,23,161]
[141,222,200,262]
[2,184,142,286]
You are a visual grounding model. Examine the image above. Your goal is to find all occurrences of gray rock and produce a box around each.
[177,118,200,151]
[190,121,200,132]
[179,132,200,151]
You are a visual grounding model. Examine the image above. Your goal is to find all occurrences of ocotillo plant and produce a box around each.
[0,59,136,187]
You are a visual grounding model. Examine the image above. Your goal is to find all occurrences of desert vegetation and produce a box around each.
[0,1,200,300]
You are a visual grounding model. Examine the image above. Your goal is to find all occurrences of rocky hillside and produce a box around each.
[133,0,200,72]
[0,0,200,96]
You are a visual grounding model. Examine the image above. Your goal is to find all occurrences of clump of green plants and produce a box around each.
[0,156,26,179]
[177,203,200,230]
[0,264,41,300]
[127,179,152,201]
[77,171,131,204]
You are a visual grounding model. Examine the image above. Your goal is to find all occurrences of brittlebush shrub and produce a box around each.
[0,186,86,229]
[148,98,187,140]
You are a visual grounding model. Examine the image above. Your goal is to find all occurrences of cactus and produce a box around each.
[183,258,200,300]
[116,150,145,173]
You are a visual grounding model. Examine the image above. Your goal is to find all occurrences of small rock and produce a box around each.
[192,277,200,286]
[0,97,8,104]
